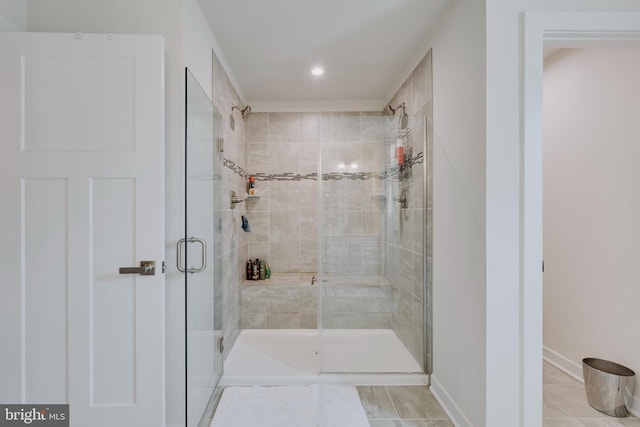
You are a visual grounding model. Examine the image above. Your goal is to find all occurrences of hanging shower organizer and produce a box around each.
[392,128,414,179]
[384,125,413,209]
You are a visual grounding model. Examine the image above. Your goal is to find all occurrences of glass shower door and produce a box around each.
[184,69,224,426]
[317,112,427,375]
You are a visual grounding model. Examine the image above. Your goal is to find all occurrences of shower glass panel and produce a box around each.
[317,113,426,374]
[185,69,224,426]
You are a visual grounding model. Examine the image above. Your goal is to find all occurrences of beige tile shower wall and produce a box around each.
[241,283,396,330]
[245,112,320,273]
[211,51,246,357]
[319,113,386,281]
[245,112,387,276]
[243,111,389,330]
[241,281,318,329]
[385,50,433,370]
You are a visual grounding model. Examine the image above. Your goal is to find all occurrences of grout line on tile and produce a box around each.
[383,385,402,420]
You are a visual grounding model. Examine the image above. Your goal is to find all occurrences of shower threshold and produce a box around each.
[219,329,428,386]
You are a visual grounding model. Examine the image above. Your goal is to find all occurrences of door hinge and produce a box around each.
[218,336,224,354]
[542,260,544,273]
[162,261,166,274]
[217,137,224,153]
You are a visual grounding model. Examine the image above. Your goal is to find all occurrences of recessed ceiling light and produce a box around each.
[311,67,324,76]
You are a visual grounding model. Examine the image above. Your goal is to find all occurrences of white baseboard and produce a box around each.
[430,375,473,427]
[543,346,640,417]
[632,395,640,418]
[542,346,584,383]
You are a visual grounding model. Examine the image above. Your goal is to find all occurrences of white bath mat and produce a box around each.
[210,385,369,427]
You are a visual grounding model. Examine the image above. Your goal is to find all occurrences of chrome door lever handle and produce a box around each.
[119,261,156,276]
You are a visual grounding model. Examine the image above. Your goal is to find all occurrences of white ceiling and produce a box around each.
[198,0,451,111]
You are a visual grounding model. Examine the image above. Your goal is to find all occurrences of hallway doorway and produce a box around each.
[522,11,640,425]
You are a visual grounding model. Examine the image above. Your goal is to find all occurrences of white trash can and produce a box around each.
[582,358,635,418]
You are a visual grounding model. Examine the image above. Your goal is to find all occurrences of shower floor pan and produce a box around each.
[219,329,427,386]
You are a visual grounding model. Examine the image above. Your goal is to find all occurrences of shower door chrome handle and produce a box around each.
[177,237,207,273]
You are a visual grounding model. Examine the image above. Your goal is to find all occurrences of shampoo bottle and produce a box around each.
[246,260,252,280]
[248,176,255,195]
[396,138,404,165]
[252,259,260,280]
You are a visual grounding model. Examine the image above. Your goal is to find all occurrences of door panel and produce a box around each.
[23,56,136,152]
[24,178,69,403]
[91,178,137,405]
[0,33,165,426]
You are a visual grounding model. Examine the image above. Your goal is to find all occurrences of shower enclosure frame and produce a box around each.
[219,109,432,384]
[222,44,433,380]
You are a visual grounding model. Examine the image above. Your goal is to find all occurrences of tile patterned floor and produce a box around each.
[200,385,452,427]
[544,361,640,426]
[357,385,453,427]
[201,363,640,427]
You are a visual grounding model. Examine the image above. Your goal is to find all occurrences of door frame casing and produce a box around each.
[522,11,640,426]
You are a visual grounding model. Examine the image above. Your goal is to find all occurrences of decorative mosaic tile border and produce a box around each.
[223,157,249,179]
[222,152,423,182]
[253,172,318,181]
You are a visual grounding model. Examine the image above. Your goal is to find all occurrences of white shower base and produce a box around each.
[219,329,428,386]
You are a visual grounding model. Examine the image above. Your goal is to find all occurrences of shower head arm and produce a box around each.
[384,102,406,117]
[231,105,252,121]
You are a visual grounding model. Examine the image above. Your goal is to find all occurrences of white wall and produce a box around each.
[424,0,486,425]
[26,1,187,425]
[0,0,25,31]
[184,0,220,101]
[486,1,640,425]
[543,47,640,409]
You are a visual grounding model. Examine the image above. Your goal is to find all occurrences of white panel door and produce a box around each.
[0,32,165,427]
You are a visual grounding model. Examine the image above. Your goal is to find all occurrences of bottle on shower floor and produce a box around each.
[246,260,252,281]
[259,259,265,280]
[252,259,260,280]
